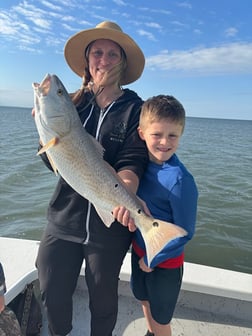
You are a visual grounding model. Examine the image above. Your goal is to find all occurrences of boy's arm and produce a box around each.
[147,175,198,268]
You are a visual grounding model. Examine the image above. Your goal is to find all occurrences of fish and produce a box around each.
[32,74,187,266]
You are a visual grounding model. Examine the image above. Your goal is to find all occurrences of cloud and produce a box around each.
[139,7,171,15]
[0,12,27,35]
[145,22,162,29]
[0,2,75,52]
[177,2,192,9]
[193,29,202,35]
[224,27,238,38]
[0,9,42,50]
[13,2,51,29]
[146,43,252,75]
[0,1,52,46]
[171,20,189,30]
[113,0,127,6]
[137,29,156,41]
[40,0,62,11]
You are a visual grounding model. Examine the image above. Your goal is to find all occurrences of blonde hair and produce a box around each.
[140,95,186,132]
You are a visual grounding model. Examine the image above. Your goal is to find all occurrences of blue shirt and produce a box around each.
[135,153,198,268]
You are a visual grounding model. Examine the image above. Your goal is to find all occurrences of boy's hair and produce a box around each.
[139,95,186,131]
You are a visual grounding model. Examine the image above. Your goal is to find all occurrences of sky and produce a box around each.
[0,0,252,120]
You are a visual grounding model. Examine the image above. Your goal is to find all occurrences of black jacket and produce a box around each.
[39,89,148,247]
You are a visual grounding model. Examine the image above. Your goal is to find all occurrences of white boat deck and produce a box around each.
[1,237,252,335]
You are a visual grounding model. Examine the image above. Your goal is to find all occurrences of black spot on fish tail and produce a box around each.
[152,221,159,227]
[114,183,118,188]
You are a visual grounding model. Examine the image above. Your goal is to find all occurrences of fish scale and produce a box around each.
[33,73,187,266]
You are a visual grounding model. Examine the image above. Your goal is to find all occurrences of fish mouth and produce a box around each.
[32,73,51,97]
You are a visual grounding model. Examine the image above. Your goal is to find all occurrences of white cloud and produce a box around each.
[224,27,238,38]
[0,13,20,35]
[40,0,62,11]
[31,17,51,29]
[13,2,52,29]
[137,29,156,41]
[177,2,192,9]
[139,7,171,15]
[0,10,40,47]
[61,23,79,31]
[171,20,189,29]
[194,29,202,35]
[113,0,127,6]
[145,22,162,29]
[146,43,252,75]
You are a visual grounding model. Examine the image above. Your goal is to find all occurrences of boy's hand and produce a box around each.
[139,257,153,273]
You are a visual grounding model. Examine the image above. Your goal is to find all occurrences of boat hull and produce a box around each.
[1,237,252,335]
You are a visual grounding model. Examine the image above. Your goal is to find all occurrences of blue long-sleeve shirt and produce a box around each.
[133,154,198,268]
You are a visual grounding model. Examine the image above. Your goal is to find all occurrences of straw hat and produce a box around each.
[64,21,145,85]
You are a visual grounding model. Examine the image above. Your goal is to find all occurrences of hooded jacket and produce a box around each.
[39,89,148,248]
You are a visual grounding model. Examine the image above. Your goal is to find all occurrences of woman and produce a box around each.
[36,21,147,336]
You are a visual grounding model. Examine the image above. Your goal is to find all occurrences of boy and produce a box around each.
[131,95,198,336]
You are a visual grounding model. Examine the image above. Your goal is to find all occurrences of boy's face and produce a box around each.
[138,119,183,164]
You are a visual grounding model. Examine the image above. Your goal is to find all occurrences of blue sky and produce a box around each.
[0,0,251,120]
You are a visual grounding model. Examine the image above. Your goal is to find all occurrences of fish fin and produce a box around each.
[37,139,59,175]
[94,206,115,228]
[141,218,187,267]
[37,137,59,155]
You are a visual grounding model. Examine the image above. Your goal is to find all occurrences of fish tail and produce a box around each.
[141,219,187,267]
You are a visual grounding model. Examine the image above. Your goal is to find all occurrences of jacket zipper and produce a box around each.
[84,101,115,244]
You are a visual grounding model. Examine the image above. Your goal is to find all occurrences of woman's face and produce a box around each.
[88,39,122,86]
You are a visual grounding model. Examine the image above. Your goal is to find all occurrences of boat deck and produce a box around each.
[53,275,252,336]
[1,237,252,335]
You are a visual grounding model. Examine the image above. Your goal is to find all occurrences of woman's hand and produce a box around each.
[113,198,150,233]
[113,206,136,232]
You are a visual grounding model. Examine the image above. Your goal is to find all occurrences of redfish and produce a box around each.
[32,74,187,266]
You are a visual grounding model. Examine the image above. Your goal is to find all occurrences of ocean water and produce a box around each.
[0,106,251,274]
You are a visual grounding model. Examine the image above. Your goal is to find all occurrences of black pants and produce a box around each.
[36,233,130,336]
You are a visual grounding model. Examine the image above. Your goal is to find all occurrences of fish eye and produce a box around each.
[57,88,64,96]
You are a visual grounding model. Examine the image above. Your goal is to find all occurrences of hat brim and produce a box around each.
[64,27,145,85]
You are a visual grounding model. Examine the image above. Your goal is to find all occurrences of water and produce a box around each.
[0,106,251,274]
